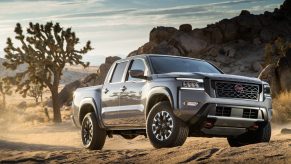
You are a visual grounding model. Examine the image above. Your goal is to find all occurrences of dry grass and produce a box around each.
[272,92,291,123]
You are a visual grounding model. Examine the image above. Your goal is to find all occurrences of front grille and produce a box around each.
[216,106,231,117]
[215,81,260,100]
[243,109,258,119]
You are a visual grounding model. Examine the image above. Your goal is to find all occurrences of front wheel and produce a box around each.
[81,112,106,150]
[146,101,189,148]
[227,122,271,147]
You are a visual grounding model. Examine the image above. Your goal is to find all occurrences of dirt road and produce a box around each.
[0,121,290,163]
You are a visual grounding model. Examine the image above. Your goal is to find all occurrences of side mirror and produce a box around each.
[129,70,146,79]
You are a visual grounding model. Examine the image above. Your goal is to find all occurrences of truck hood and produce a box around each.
[154,72,262,84]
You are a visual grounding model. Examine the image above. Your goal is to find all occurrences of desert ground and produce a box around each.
[0,112,290,164]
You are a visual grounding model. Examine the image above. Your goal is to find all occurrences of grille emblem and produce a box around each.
[234,84,244,93]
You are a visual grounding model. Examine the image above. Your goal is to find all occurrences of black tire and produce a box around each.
[146,101,189,148]
[81,112,106,150]
[227,122,271,147]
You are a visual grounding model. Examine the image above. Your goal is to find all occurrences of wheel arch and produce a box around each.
[79,98,105,129]
[145,87,174,117]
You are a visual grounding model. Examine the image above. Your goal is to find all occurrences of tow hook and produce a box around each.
[203,119,216,129]
[248,123,259,131]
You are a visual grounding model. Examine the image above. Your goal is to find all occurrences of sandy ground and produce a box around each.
[0,120,290,164]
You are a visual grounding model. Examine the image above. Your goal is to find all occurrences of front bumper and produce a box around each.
[173,89,272,136]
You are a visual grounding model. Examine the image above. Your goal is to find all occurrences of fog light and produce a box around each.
[184,101,198,107]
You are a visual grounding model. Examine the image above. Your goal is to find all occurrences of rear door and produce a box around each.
[119,59,148,127]
[101,61,128,127]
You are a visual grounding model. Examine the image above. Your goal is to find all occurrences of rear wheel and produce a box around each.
[81,112,106,150]
[227,122,271,147]
[146,101,189,148]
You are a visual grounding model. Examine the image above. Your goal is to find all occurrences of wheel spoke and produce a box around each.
[152,110,174,141]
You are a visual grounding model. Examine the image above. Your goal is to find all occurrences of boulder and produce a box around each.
[172,33,208,54]
[137,42,156,54]
[224,47,236,57]
[152,41,181,55]
[219,20,238,41]
[239,10,251,16]
[179,24,192,33]
[149,26,177,44]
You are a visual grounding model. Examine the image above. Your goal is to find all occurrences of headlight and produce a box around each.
[263,84,271,97]
[177,78,204,90]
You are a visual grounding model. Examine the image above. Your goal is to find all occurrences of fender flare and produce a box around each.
[79,98,105,129]
[145,87,174,116]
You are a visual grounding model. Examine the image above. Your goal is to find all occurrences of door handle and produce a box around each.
[104,88,109,94]
[120,86,127,92]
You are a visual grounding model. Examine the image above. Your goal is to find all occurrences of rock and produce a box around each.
[179,24,192,33]
[149,26,177,44]
[17,101,27,109]
[128,50,138,57]
[253,38,262,45]
[218,19,238,42]
[222,67,231,73]
[215,55,231,66]
[252,62,263,72]
[239,65,246,72]
[206,46,221,57]
[137,42,156,54]
[172,33,208,54]
[260,29,273,42]
[281,128,291,134]
[240,10,251,16]
[152,42,181,55]
[224,47,236,57]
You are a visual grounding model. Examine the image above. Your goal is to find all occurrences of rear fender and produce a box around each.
[79,98,105,129]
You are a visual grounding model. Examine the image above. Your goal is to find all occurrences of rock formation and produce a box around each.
[129,0,291,77]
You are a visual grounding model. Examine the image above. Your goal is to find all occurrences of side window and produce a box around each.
[110,62,128,83]
[127,59,146,81]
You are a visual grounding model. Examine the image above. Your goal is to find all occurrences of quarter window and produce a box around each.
[110,62,128,83]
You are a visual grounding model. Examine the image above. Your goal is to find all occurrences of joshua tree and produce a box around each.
[3,22,92,122]
[0,78,12,109]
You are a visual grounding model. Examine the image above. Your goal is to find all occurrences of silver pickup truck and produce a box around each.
[72,54,272,150]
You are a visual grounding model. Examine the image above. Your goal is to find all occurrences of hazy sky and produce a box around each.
[0,0,284,66]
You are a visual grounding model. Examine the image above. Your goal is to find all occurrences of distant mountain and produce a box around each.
[129,0,291,77]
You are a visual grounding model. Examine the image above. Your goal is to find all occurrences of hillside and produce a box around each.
[129,0,291,77]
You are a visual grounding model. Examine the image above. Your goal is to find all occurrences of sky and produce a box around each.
[0,0,284,66]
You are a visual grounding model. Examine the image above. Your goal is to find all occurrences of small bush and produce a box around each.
[272,92,291,123]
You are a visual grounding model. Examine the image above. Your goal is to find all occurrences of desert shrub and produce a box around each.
[272,92,291,123]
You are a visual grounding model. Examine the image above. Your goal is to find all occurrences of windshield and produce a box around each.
[149,56,222,74]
